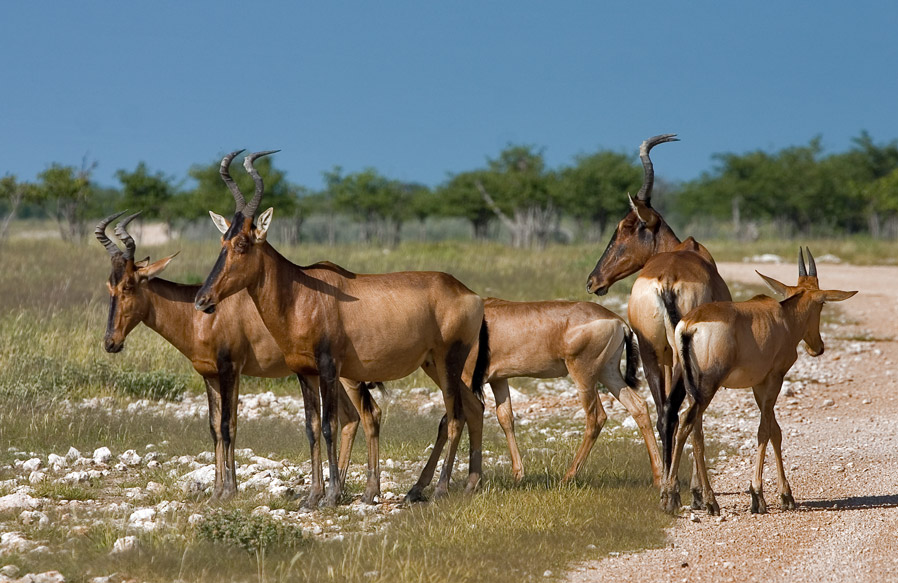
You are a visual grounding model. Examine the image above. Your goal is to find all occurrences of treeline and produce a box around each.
[3,131,898,247]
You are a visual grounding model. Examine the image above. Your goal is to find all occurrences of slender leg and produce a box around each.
[663,397,708,514]
[317,356,343,507]
[221,368,240,501]
[298,375,324,508]
[405,415,449,503]
[750,378,787,514]
[614,385,663,487]
[562,373,607,482]
[491,378,524,482]
[688,410,718,515]
[433,343,473,499]
[203,377,225,502]
[336,381,361,487]
[342,381,382,504]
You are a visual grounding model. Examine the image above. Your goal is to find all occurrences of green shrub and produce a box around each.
[197,509,308,554]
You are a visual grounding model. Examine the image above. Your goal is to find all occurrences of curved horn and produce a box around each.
[95,211,127,257]
[635,134,679,203]
[806,247,817,277]
[798,248,807,277]
[114,211,142,260]
[242,150,280,217]
[220,150,247,212]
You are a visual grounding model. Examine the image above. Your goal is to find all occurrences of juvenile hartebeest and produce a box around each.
[408,297,662,497]
[96,211,383,503]
[664,249,856,514]
[193,150,490,506]
[585,134,731,508]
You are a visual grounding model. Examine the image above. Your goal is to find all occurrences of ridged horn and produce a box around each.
[798,248,807,277]
[220,150,247,212]
[95,211,127,257]
[635,134,679,203]
[114,211,142,261]
[243,150,280,217]
[806,247,817,277]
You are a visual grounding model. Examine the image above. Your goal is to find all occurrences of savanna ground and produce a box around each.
[0,232,896,582]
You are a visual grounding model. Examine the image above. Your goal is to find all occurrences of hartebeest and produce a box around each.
[586,134,731,508]
[193,150,490,506]
[665,249,856,514]
[408,297,662,497]
[96,211,383,502]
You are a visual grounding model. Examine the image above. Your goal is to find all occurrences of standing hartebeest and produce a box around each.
[585,134,732,510]
[193,150,490,507]
[96,211,383,503]
[409,297,662,496]
[665,249,856,514]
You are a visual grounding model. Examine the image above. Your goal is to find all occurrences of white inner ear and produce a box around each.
[209,211,230,234]
[255,207,274,242]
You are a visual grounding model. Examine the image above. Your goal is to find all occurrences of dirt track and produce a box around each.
[568,261,898,583]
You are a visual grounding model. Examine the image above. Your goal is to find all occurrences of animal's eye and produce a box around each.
[233,240,248,254]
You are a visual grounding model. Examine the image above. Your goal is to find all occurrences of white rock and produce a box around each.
[178,464,216,494]
[0,492,41,512]
[18,510,49,528]
[250,455,282,470]
[111,535,140,554]
[146,481,164,495]
[128,507,157,531]
[119,450,142,466]
[0,531,35,554]
[92,447,112,464]
[0,564,20,578]
[29,471,46,484]
[61,470,90,484]
[187,513,205,526]
[21,458,42,473]
[20,570,65,583]
[622,416,638,430]
[47,454,67,471]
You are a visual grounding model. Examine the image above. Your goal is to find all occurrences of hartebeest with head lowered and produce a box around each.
[97,211,383,503]
[586,134,731,507]
[664,249,856,514]
[409,297,662,495]
[194,150,490,506]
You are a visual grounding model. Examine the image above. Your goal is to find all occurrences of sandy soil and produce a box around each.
[568,261,898,583]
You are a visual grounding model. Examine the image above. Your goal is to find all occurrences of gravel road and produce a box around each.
[568,261,898,583]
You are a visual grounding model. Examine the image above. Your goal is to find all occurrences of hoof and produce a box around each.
[361,489,380,505]
[403,487,428,504]
[706,500,720,516]
[303,491,324,509]
[432,485,449,500]
[749,486,767,514]
[691,487,704,510]
[661,490,681,515]
[322,493,339,508]
[781,492,796,510]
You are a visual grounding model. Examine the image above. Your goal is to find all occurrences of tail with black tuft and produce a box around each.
[469,319,491,402]
[624,327,640,389]
[679,329,700,401]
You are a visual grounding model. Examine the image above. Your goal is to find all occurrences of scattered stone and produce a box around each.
[543,570,553,577]
[146,481,164,496]
[128,507,157,531]
[187,513,204,526]
[822,398,835,407]
[111,535,139,554]
[19,510,49,528]
[118,450,142,466]
[47,454,67,471]
[178,465,216,494]
[0,565,20,578]
[689,513,700,523]
[29,471,46,484]
[92,447,112,464]
[22,458,43,473]
[15,570,65,583]
[0,531,35,554]
[0,491,41,513]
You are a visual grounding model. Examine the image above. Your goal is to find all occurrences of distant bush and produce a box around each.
[197,509,307,554]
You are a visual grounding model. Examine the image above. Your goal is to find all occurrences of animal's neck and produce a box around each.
[653,222,682,254]
[246,243,312,334]
[144,279,199,357]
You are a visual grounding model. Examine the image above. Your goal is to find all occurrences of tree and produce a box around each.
[115,162,177,230]
[37,159,96,242]
[437,170,497,240]
[0,175,38,247]
[557,150,642,241]
[327,167,408,245]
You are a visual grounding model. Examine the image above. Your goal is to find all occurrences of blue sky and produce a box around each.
[2,2,896,191]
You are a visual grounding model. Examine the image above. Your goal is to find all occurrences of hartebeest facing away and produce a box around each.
[193,150,490,507]
[586,134,731,507]
[408,297,662,496]
[664,249,856,514]
[96,211,383,502]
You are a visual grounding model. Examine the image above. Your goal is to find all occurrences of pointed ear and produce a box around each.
[254,207,274,243]
[822,289,857,303]
[629,193,657,227]
[209,211,230,234]
[756,271,790,297]
[134,256,151,269]
[137,251,179,281]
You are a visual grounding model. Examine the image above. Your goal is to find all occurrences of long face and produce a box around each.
[586,203,663,295]
[194,211,267,313]
[104,256,148,353]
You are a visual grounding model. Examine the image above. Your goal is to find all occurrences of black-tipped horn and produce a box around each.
[95,211,127,257]
[798,248,807,277]
[220,150,247,212]
[635,134,679,203]
[114,211,142,260]
[806,247,817,277]
[242,150,280,217]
